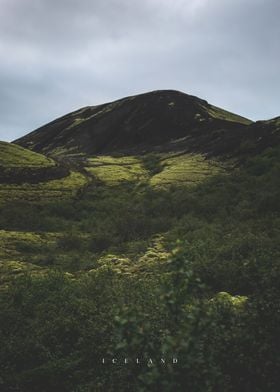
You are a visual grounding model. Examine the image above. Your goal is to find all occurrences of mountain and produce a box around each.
[1,90,280,391]
[14,90,252,157]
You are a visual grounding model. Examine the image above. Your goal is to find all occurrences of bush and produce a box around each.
[57,232,84,251]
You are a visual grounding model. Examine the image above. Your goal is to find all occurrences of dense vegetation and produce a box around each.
[0,141,279,391]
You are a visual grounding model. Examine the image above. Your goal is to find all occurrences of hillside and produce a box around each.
[0,141,69,183]
[0,141,88,205]
[14,90,252,157]
[1,91,280,391]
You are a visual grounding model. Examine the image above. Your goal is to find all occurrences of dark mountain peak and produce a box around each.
[14,90,252,157]
[123,89,208,104]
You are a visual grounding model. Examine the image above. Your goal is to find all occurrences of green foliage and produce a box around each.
[88,232,113,253]
[0,170,87,203]
[141,153,163,175]
[57,232,84,251]
[0,145,279,390]
[113,248,245,391]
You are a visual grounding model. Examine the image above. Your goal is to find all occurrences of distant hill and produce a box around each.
[14,90,254,157]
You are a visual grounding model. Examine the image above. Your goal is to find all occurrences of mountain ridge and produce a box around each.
[13,89,254,157]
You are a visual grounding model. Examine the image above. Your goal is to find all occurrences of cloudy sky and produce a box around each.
[0,0,279,141]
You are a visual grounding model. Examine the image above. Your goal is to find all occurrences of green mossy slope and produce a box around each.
[0,141,54,168]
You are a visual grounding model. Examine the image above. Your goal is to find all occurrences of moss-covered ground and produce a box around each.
[0,171,87,203]
[0,143,280,391]
[0,141,55,168]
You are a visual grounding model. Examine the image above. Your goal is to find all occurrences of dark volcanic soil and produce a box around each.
[14,90,254,157]
[13,90,280,159]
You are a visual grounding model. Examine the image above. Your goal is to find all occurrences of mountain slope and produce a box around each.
[14,90,252,157]
[1,91,280,391]
[240,116,280,154]
[0,141,53,168]
[0,141,87,204]
[0,141,69,184]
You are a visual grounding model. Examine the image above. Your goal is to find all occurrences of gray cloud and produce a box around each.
[0,0,279,140]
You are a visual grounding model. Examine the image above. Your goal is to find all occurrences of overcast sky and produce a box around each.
[0,0,279,141]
